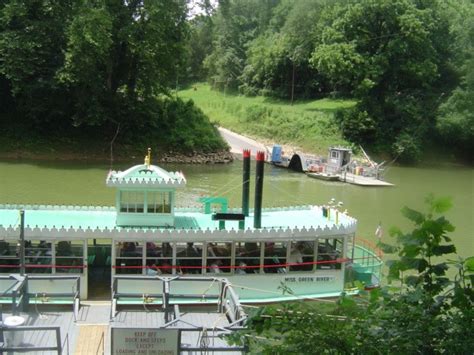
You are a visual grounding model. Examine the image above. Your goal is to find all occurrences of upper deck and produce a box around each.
[0,204,356,240]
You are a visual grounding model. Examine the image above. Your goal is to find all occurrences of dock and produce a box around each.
[340,173,394,186]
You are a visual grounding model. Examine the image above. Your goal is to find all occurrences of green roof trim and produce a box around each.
[106,164,186,188]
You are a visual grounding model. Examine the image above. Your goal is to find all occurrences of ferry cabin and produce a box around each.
[0,153,377,302]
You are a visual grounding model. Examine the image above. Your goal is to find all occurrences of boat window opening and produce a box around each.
[317,238,343,270]
[289,241,314,272]
[25,240,52,273]
[145,242,173,275]
[331,151,339,159]
[146,242,173,274]
[0,241,20,273]
[147,191,171,214]
[175,242,203,274]
[56,240,84,274]
[120,191,145,213]
[235,242,261,274]
[115,241,143,274]
[264,242,286,274]
[206,242,232,274]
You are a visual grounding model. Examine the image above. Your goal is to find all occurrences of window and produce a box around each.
[56,241,84,274]
[206,242,231,274]
[235,242,261,275]
[175,242,203,275]
[263,242,286,273]
[120,191,145,213]
[0,241,19,273]
[25,240,52,273]
[147,191,171,213]
[331,151,339,159]
[289,241,314,272]
[145,242,173,275]
[115,241,143,274]
[317,238,343,270]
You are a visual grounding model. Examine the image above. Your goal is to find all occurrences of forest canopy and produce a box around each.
[186,0,474,162]
[0,0,472,162]
[0,0,226,154]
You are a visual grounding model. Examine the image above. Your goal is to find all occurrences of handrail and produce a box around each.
[352,237,384,259]
[1,325,62,354]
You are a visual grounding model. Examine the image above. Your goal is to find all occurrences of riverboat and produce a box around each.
[0,149,382,303]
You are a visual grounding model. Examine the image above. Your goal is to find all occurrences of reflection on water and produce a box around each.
[0,159,472,257]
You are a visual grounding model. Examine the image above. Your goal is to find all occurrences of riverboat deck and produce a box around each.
[1,277,246,354]
[306,172,394,186]
[340,173,394,187]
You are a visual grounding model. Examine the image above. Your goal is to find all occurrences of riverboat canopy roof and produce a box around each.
[0,205,356,239]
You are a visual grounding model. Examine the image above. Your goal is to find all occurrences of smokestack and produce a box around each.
[254,151,265,228]
[242,149,251,217]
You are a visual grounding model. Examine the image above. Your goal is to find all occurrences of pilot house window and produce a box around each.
[120,191,145,213]
[147,191,171,213]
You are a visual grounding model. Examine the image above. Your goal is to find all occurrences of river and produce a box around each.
[0,159,472,257]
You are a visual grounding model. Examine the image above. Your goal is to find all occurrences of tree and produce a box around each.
[0,0,226,154]
[59,0,188,127]
[436,0,474,162]
[240,0,330,99]
[0,0,74,127]
[311,0,453,162]
[204,0,279,91]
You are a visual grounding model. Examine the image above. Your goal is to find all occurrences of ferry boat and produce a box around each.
[271,145,394,187]
[0,149,382,304]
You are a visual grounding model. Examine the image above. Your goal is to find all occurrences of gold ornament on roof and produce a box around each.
[144,148,151,168]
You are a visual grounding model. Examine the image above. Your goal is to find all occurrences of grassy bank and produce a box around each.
[178,83,356,155]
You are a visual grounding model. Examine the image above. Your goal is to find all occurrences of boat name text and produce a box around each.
[283,276,335,283]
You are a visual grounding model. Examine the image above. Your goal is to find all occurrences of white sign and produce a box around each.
[112,328,179,355]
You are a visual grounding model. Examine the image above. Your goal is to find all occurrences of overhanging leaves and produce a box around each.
[401,206,425,224]
[432,245,456,256]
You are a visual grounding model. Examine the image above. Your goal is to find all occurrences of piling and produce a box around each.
[254,151,265,228]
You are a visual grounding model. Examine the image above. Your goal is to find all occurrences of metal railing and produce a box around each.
[111,275,246,323]
[0,274,81,321]
[0,325,62,354]
[27,275,81,321]
[0,275,27,314]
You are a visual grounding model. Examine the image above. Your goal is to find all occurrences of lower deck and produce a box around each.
[0,277,246,354]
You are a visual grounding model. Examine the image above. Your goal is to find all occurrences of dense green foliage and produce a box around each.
[1,0,472,160]
[186,0,474,162]
[0,0,226,154]
[229,196,474,354]
[436,1,474,160]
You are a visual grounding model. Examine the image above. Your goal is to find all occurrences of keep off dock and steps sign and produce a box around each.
[111,328,179,355]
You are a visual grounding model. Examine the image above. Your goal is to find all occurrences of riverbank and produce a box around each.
[0,140,234,164]
[178,83,355,156]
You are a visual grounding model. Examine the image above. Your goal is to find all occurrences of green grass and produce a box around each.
[178,83,357,155]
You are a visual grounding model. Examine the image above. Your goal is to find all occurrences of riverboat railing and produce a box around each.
[0,275,27,314]
[111,275,247,325]
[347,237,383,287]
[0,325,62,354]
[0,275,80,319]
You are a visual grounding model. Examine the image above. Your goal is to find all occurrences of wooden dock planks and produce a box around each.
[74,325,107,355]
